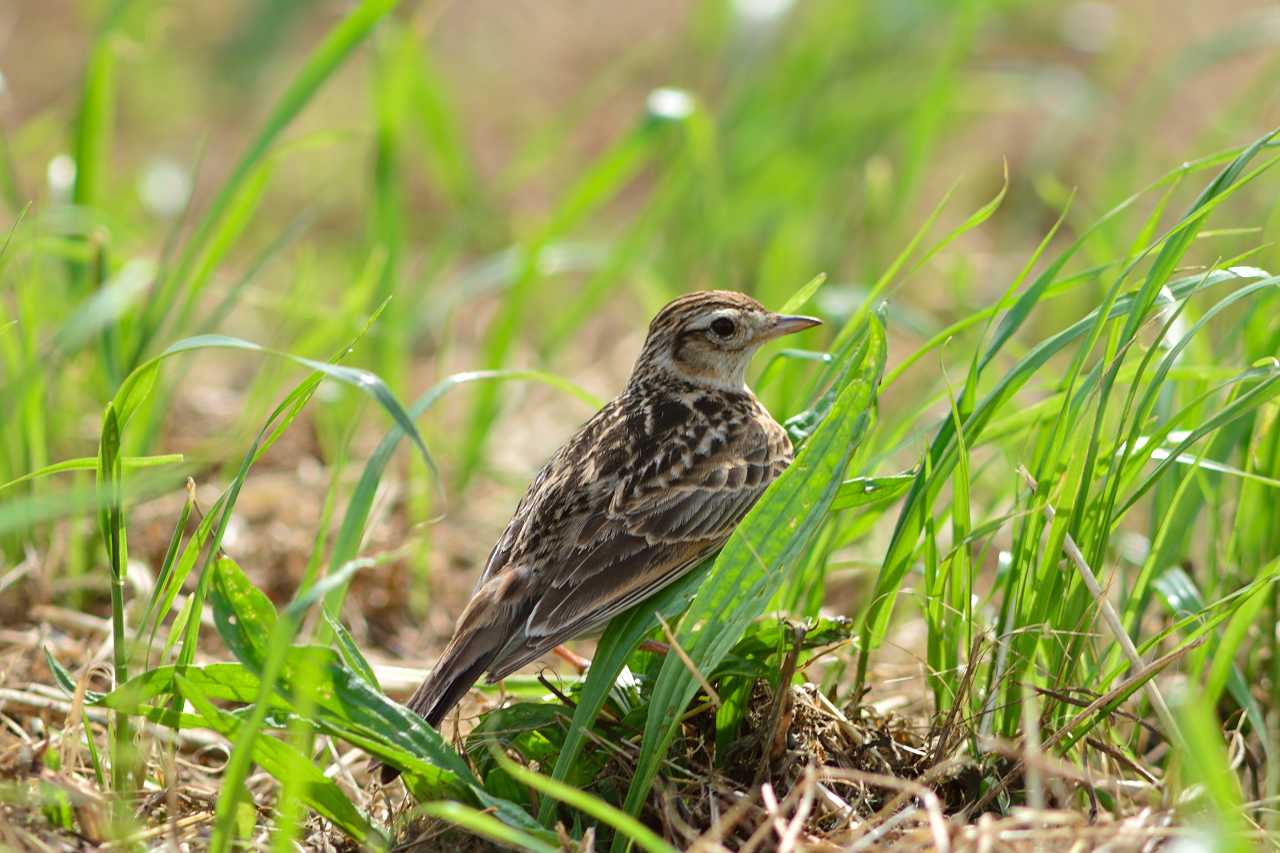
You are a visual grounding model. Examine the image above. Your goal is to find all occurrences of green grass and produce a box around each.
[2,0,1280,849]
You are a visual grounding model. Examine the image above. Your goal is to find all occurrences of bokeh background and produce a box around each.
[4,0,1280,675]
[2,1,1280,845]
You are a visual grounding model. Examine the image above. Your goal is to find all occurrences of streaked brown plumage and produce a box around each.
[380,290,819,782]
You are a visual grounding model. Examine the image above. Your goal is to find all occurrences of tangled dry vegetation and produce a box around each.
[4,2,1279,850]
[0,572,1235,851]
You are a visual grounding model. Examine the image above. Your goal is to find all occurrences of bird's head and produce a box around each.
[631,290,821,391]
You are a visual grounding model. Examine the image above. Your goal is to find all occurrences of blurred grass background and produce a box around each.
[4,0,1276,632]
[3,0,1280,848]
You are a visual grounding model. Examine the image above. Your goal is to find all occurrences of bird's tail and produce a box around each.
[377,625,504,783]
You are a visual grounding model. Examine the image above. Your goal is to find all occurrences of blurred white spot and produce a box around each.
[316,378,343,403]
[223,514,246,550]
[1155,285,1188,349]
[127,559,154,601]
[47,154,76,200]
[0,70,8,99]
[1226,265,1271,279]
[1035,66,1091,118]
[138,159,192,218]
[615,665,638,691]
[538,243,608,277]
[646,87,695,122]
[1060,2,1116,53]
[815,284,868,322]
[1163,830,1213,853]
[732,0,793,26]
[1114,531,1149,566]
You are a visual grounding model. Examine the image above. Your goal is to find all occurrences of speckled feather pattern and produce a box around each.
[384,292,817,779]
[475,373,792,680]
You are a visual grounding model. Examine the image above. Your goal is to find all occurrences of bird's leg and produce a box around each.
[551,641,669,674]
[552,644,591,673]
[638,639,669,655]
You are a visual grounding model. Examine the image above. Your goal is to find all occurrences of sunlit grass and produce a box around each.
[2,0,1279,849]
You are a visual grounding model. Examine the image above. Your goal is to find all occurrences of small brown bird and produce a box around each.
[382,291,819,781]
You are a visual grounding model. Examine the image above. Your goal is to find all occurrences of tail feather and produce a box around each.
[377,627,503,784]
[404,645,494,727]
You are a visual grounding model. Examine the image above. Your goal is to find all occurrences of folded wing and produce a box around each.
[485,415,788,681]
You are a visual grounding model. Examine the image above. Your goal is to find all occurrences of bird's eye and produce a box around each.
[710,317,736,338]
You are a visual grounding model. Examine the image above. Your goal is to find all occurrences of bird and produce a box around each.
[380,290,820,782]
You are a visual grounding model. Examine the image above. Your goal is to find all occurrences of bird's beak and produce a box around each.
[761,313,822,341]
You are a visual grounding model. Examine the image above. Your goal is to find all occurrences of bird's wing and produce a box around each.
[485,540,709,681]
[471,402,620,592]
[618,417,787,543]
[485,414,789,681]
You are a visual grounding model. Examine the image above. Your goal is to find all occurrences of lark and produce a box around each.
[381,291,819,781]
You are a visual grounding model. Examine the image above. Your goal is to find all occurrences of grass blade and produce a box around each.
[617,312,885,836]
[136,0,402,357]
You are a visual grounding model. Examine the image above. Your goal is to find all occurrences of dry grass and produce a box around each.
[4,1,1279,849]
[0,602,1217,851]
[0,422,1266,849]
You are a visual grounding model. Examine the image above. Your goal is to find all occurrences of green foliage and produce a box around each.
[5,0,1280,848]
[617,304,885,836]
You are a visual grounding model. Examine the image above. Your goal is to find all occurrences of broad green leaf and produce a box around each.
[831,473,915,512]
[617,312,885,836]
[211,555,278,670]
[177,674,380,845]
[94,663,263,709]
